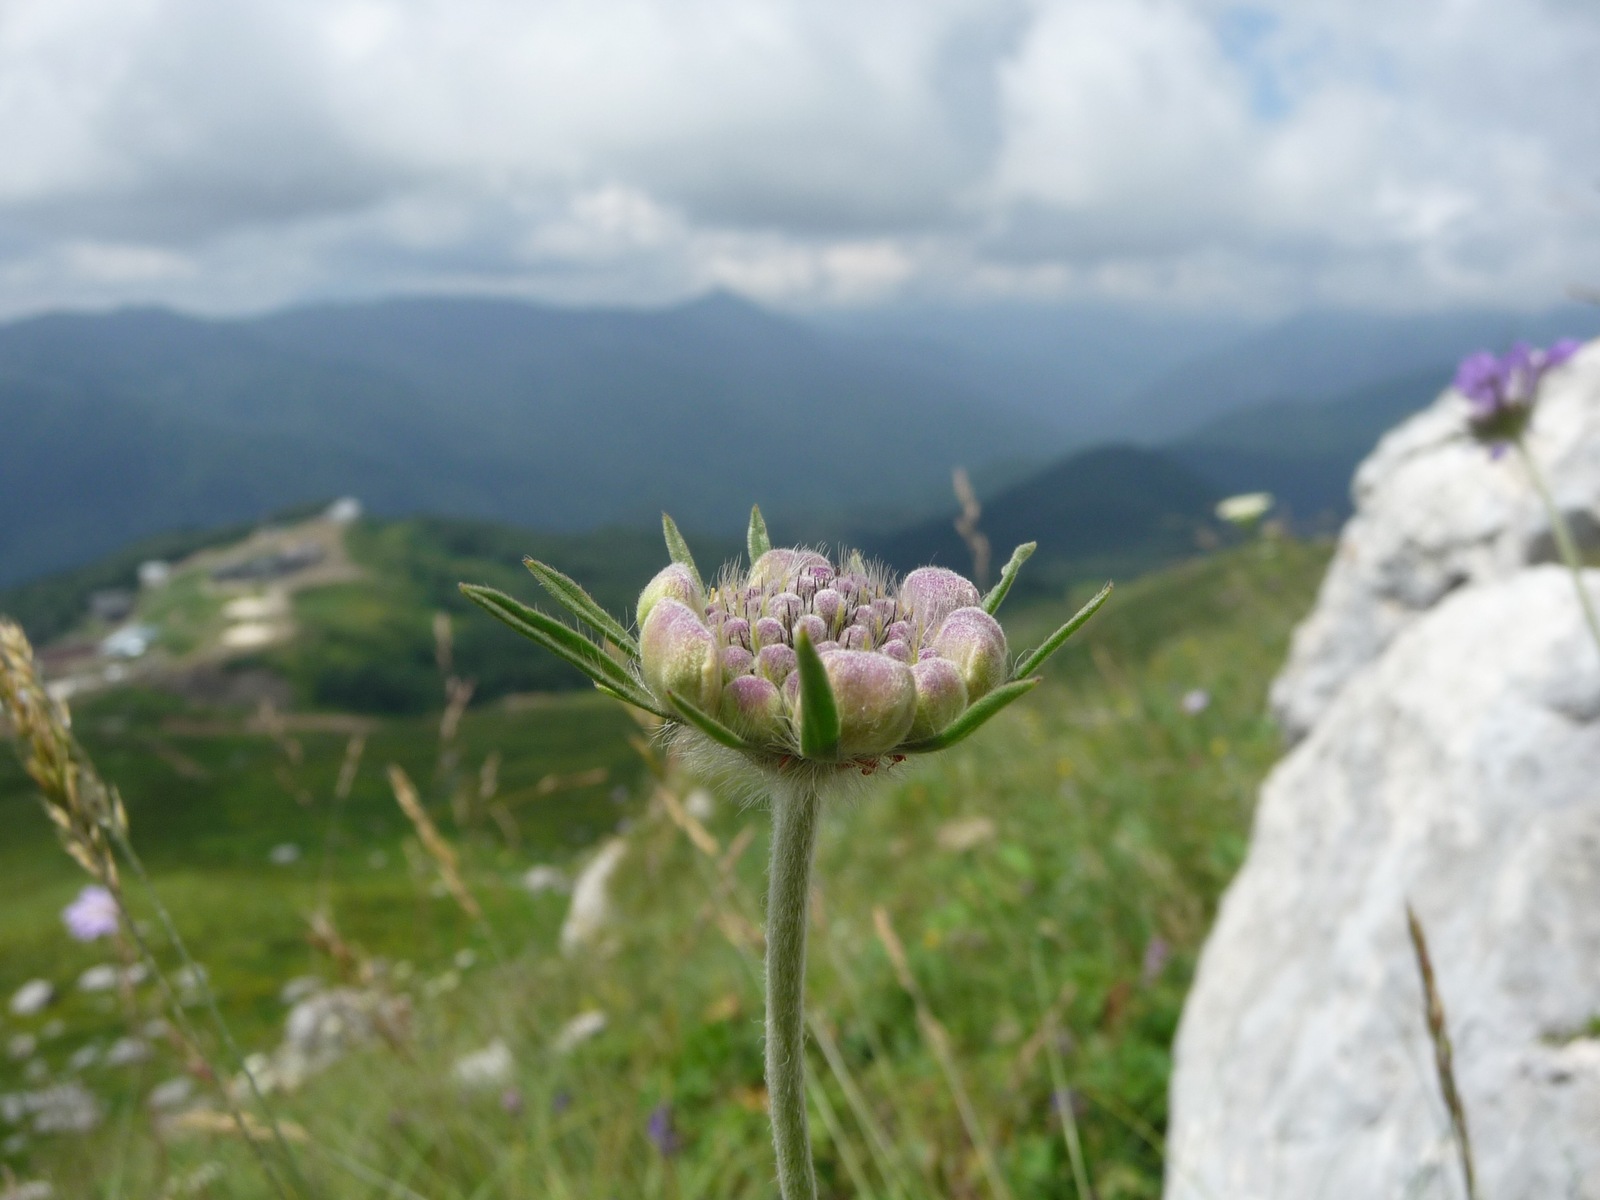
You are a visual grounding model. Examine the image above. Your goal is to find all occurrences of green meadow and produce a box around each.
[1,536,1328,1198]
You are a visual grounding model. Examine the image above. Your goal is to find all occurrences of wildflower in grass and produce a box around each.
[647,1103,681,1157]
[1454,339,1599,656]
[62,884,119,941]
[462,508,1111,1200]
[1180,688,1210,716]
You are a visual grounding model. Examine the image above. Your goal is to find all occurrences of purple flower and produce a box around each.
[1181,688,1210,716]
[62,885,119,941]
[647,1102,680,1157]
[1140,935,1171,986]
[1454,339,1582,450]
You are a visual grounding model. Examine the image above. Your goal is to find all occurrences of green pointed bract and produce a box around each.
[459,583,644,699]
[668,690,760,752]
[595,682,671,720]
[1014,582,1113,678]
[902,677,1040,754]
[982,542,1036,615]
[661,513,704,594]
[793,629,841,761]
[747,504,772,563]
[523,557,638,657]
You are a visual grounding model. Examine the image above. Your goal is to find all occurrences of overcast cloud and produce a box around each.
[0,0,1596,318]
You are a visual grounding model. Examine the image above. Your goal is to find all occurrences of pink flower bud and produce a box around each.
[798,650,916,758]
[812,588,844,628]
[754,617,788,648]
[757,643,797,684]
[720,674,785,742]
[749,549,832,593]
[932,607,1008,700]
[880,639,911,662]
[722,617,751,649]
[840,625,872,651]
[899,567,980,635]
[640,599,721,712]
[871,598,898,624]
[637,564,704,628]
[909,658,968,740]
[721,645,754,680]
[793,614,828,647]
[769,592,803,625]
[814,640,841,654]
[884,620,912,645]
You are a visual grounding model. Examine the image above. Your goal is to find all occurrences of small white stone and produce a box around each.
[552,1010,607,1055]
[8,981,53,1018]
[452,1040,513,1089]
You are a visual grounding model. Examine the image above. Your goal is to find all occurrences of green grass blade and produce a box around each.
[901,677,1040,754]
[983,542,1036,615]
[661,513,704,594]
[747,504,771,563]
[523,557,639,657]
[459,583,640,696]
[667,690,759,752]
[1014,582,1113,678]
[794,629,840,760]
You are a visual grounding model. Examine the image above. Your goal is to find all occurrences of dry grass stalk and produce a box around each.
[658,784,721,857]
[1406,905,1480,1200]
[952,466,992,589]
[874,905,1016,1200]
[165,1109,310,1144]
[387,763,483,922]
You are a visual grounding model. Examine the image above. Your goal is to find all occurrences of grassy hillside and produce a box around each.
[0,534,1330,1199]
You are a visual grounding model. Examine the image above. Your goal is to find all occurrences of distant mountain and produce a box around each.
[0,293,1048,586]
[868,444,1221,595]
[1168,368,1451,526]
[1116,305,1600,441]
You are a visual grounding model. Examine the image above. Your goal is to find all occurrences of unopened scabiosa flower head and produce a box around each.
[62,884,119,941]
[1455,339,1581,452]
[463,507,1109,793]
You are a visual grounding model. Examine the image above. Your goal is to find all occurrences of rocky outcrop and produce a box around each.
[1167,342,1600,1200]
[1271,343,1600,740]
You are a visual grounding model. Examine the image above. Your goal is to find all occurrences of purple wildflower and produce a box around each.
[647,1103,681,1157]
[1141,935,1171,986]
[1454,339,1582,451]
[62,885,119,941]
[1180,688,1210,716]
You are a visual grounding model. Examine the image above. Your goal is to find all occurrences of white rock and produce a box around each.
[452,1039,513,1089]
[1167,568,1600,1200]
[520,865,570,896]
[76,965,119,993]
[559,838,627,956]
[9,981,53,1018]
[104,1037,150,1067]
[1271,340,1600,739]
[552,1010,607,1055]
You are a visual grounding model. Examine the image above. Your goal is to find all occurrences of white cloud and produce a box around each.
[0,0,1595,317]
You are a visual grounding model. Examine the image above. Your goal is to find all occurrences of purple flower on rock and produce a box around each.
[1454,339,1582,451]
[63,885,119,941]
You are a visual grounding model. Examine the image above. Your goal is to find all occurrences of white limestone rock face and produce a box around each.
[1166,568,1600,1200]
[1271,342,1600,740]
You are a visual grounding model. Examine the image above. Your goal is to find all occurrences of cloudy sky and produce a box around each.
[1,0,1596,319]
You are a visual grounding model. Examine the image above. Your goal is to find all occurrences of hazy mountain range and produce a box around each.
[3,290,1595,587]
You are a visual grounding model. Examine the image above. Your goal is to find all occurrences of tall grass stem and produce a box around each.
[1515,436,1600,657]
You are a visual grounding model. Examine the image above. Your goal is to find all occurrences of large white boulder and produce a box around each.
[1166,567,1600,1200]
[1271,341,1600,740]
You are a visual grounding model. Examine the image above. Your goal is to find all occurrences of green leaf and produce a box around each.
[747,504,771,563]
[459,583,642,698]
[982,542,1036,615]
[667,690,759,752]
[901,677,1041,754]
[661,513,704,594]
[1013,582,1113,678]
[523,558,639,658]
[794,628,840,761]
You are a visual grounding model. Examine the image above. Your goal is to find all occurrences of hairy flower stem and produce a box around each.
[1515,436,1600,657]
[765,780,822,1200]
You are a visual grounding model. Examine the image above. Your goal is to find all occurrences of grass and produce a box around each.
[0,535,1329,1198]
